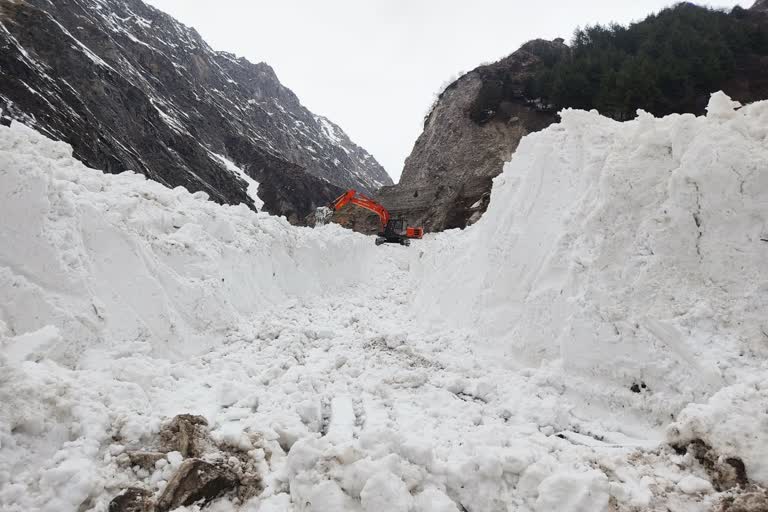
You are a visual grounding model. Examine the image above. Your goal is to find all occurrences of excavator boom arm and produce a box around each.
[330,190,390,228]
[328,189,423,244]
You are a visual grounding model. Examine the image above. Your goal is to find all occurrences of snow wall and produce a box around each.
[2,93,766,394]
[0,122,378,364]
[2,94,768,505]
[412,93,768,400]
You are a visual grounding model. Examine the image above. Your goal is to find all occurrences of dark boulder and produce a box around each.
[156,459,238,511]
[159,414,210,458]
[332,40,566,234]
[108,488,154,512]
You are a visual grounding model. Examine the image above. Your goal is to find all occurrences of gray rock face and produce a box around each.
[156,459,238,511]
[333,40,565,234]
[0,0,391,223]
[108,488,154,512]
[158,414,211,458]
[751,0,768,13]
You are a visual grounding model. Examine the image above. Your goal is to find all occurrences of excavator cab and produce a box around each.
[376,219,424,246]
[378,219,409,246]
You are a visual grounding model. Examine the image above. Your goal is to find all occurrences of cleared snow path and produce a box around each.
[2,93,768,512]
[2,253,723,512]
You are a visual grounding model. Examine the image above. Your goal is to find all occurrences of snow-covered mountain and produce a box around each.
[0,0,392,223]
[2,93,767,511]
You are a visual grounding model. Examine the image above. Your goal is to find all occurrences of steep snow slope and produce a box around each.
[412,92,768,479]
[414,92,767,387]
[0,122,378,362]
[2,94,767,512]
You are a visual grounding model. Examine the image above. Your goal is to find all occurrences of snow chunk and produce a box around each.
[360,471,412,512]
[668,378,768,485]
[677,475,713,494]
[166,451,184,469]
[211,422,253,451]
[706,91,742,119]
[413,487,460,512]
[308,480,361,512]
[535,470,610,512]
[2,325,60,364]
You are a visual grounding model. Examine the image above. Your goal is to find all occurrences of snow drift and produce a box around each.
[0,122,377,363]
[0,122,384,511]
[414,92,768,395]
[411,92,768,486]
[1,93,768,512]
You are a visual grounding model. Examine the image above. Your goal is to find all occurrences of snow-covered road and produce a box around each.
[2,93,768,511]
[0,249,733,511]
[164,253,706,512]
[18,248,675,512]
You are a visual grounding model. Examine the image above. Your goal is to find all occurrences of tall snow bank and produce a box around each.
[668,375,768,484]
[413,93,768,399]
[0,122,377,363]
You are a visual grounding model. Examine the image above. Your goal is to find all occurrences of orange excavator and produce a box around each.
[328,190,424,246]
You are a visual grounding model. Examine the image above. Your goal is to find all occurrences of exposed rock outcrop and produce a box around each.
[0,0,391,224]
[159,414,210,458]
[337,3,768,235]
[751,0,768,13]
[332,40,566,234]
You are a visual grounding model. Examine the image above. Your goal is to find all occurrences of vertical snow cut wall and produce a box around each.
[0,122,378,364]
[412,93,768,399]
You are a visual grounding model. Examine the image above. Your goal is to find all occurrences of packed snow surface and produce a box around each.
[1,93,767,512]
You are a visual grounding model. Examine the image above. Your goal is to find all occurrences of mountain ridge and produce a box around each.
[0,0,391,223]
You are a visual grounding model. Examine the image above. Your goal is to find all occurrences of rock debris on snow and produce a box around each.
[155,459,238,511]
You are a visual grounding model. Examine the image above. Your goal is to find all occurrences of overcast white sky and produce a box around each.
[146,0,751,182]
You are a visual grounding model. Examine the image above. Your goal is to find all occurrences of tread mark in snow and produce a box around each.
[325,396,356,443]
[352,397,365,434]
[453,391,488,404]
[691,180,703,259]
[319,397,331,437]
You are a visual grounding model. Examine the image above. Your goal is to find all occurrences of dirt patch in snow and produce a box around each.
[719,489,768,512]
[672,439,749,491]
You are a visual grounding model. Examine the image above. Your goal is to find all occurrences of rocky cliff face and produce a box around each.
[0,0,391,223]
[332,40,565,234]
[752,0,768,13]
[337,1,768,235]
